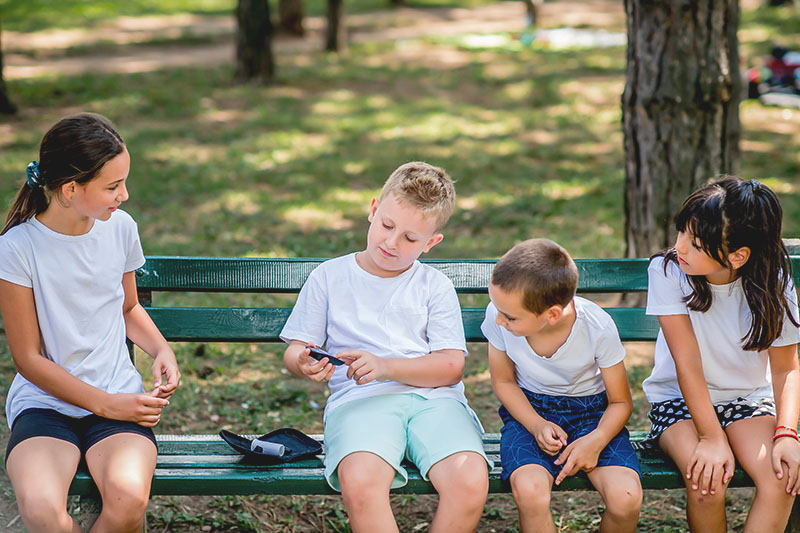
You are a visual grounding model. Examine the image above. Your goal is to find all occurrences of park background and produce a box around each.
[0,0,799,530]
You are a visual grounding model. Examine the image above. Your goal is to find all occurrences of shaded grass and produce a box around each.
[0,2,798,531]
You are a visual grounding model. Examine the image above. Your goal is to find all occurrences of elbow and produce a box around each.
[443,355,465,386]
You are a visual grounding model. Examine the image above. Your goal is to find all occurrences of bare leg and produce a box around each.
[427,451,488,533]
[85,433,157,533]
[659,419,727,533]
[508,464,557,533]
[726,415,795,533]
[337,452,398,533]
[6,437,82,533]
[586,466,642,533]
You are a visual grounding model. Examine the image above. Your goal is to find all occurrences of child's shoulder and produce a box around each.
[573,296,614,327]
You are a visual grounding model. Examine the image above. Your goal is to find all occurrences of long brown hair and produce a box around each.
[2,113,125,234]
[657,176,798,351]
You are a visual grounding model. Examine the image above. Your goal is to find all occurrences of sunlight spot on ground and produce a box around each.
[541,182,589,200]
[221,191,261,216]
[463,369,491,384]
[741,139,775,153]
[327,188,375,204]
[761,179,797,194]
[283,206,354,231]
[520,129,560,146]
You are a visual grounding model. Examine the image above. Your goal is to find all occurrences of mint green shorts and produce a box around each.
[323,393,490,491]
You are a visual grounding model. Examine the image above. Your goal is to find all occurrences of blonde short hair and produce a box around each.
[380,162,456,230]
[491,238,578,314]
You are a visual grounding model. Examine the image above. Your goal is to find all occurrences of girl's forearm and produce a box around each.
[123,303,171,357]
[15,354,108,415]
[773,367,800,429]
[675,361,726,439]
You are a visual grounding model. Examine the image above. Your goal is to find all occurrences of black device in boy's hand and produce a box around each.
[306,346,346,366]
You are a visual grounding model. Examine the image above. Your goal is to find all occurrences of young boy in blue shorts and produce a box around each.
[281,162,491,533]
[482,238,642,533]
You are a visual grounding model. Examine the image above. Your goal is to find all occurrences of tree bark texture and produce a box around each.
[234,0,275,83]
[278,0,305,36]
[325,0,345,52]
[0,22,17,115]
[622,0,740,258]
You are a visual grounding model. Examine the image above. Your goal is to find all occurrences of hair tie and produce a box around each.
[26,161,42,189]
[749,179,762,192]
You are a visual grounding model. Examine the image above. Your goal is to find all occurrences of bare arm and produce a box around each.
[121,271,180,395]
[659,313,734,493]
[283,339,336,382]
[553,361,633,484]
[339,347,465,388]
[0,279,167,426]
[768,342,800,492]
[488,343,566,455]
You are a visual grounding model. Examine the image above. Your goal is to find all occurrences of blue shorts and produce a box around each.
[324,393,491,491]
[499,390,641,482]
[5,408,157,463]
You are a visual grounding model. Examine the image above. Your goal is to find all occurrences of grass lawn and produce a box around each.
[1,1,799,531]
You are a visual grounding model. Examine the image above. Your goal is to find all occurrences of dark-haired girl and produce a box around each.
[0,113,180,532]
[642,176,800,532]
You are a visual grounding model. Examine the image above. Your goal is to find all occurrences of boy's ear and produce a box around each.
[422,233,444,253]
[367,197,379,222]
[728,246,751,270]
[546,305,563,324]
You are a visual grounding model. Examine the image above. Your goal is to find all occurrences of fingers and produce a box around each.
[555,454,578,486]
[699,463,714,495]
[773,449,785,479]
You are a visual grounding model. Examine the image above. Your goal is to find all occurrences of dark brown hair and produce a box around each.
[491,238,578,314]
[657,175,798,351]
[2,113,125,234]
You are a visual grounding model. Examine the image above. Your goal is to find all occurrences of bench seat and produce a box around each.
[69,431,753,497]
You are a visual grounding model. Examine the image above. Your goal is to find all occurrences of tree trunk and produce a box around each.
[521,0,539,26]
[234,0,275,83]
[390,0,406,5]
[622,0,740,258]
[278,0,304,36]
[325,0,345,52]
[0,21,17,115]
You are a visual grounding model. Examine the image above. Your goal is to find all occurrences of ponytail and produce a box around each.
[1,113,124,235]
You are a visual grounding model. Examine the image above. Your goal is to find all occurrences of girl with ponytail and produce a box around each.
[0,113,180,532]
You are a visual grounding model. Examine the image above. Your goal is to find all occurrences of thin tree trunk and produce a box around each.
[325,0,345,52]
[278,0,304,36]
[234,0,275,83]
[0,21,17,115]
[521,0,539,26]
[622,0,740,258]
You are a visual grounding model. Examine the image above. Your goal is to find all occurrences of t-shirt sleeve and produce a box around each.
[279,269,329,347]
[123,214,146,272]
[426,278,468,354]
[646,256,689,316]
[594,312,626,368]
[0,235,33,288]
[773,278,800,347]
[480,302,507,352]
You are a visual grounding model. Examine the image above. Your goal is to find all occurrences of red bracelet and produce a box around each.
[773,433,800,442]
[775,425,798,436]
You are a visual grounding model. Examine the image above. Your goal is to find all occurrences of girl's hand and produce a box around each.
[297,346,336,382]
[339,350,385,385]
[99,392,169,427]
[530,420,568,456]
[772,436,800,495]
[152,349,181,400]
[687,436,734,496]
[553,433,602,485]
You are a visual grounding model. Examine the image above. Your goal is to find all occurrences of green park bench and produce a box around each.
[66,254,800,529]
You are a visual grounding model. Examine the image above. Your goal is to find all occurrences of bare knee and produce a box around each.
[436,455,489,507]
[685,484,727,509]
[98,480,149,530]
[603,482,643,521]
[16,490,73,532]
[338,458,393,510]
[510,469,553,514]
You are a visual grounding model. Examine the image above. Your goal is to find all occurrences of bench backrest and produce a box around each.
[135,256,800,344]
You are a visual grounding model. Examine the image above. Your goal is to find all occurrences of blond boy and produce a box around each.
[281,162,490,533]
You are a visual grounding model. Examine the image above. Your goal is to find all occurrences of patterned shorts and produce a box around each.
[642,396,776,449]
[499,389,641,482]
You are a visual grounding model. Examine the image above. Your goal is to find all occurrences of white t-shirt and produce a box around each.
[480,296,626,396]
[280,253,472,422]
[0,210,147,427]
[643,256,800,404]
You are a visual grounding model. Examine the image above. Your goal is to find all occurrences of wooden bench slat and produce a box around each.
[147,307,660,343]
[135,257,656,294]
[68,431,754,496]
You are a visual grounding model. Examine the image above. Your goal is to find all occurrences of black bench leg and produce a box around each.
[787,497,800,533]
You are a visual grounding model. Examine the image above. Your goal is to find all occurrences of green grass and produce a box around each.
[1,1,799,531]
